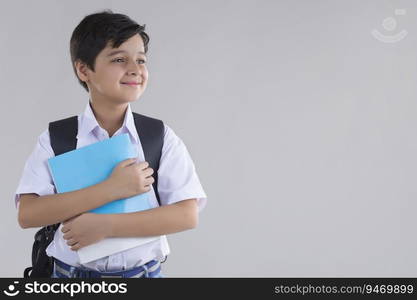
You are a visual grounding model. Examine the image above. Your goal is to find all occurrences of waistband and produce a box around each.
[54,258,161,278]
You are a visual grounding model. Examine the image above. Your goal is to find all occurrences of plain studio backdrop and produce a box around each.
[1,0,417,277]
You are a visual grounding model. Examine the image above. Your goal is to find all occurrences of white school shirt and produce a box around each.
[14,102,207,272]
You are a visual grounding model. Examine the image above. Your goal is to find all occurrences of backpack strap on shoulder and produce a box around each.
[49,116,78,156]
[47,116,78,233]
[132,112,164,206]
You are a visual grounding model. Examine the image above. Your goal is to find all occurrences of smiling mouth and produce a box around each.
[121,82,141,85]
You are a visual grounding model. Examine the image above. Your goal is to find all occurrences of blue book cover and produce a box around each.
[47,133,152,214]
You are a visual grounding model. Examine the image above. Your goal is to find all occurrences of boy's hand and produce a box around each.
[106,158,155,199]
[61,213,111,251]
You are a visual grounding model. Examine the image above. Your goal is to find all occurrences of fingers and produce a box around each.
[137,161,149,170]
[143,167,154,177]
[66,238,78,247]
[124,160,152,172]
[65,238,81,251]
[70,242,81,251]
[61,226,70,234]
[146,176,155,185]
[143,185,152,192]
[116,160,155,193]
[131,162,154,177]
[63,233,73,240]
[144,176,155,189]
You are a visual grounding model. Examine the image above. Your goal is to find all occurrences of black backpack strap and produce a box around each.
[47,116,78,229]
[49,116,78,156]
[132,112,164,206]
[47,117,78,229]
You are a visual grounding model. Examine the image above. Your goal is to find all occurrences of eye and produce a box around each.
[111,58,146,64]
[112,58,125,63]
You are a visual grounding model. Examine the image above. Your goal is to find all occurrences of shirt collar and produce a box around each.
[77,101,139,143]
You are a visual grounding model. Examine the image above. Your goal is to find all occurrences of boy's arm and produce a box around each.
[18,179,119,228]
[60,199,198,251]
[107,198,199,237]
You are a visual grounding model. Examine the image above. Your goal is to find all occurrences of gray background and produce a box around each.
[1,0,416,277]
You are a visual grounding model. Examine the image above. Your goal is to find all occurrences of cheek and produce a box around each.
[142,72,149,84]
[100,73,124,93]
[142,69,149,83]
[104,68,122,83]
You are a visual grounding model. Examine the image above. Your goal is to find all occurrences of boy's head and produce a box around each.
[70,10,149,103]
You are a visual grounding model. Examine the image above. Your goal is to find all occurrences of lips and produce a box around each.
[121,82,141,85]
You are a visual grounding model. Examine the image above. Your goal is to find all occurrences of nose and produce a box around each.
[126,60,142,76]
[127,68,139,76]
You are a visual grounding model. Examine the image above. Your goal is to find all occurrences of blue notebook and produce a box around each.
[47,133,152,214]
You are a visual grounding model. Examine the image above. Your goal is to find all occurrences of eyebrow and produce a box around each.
[106,50,147,57]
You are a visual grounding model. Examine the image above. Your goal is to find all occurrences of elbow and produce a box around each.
[177,199,199,230]
[18,205,35,229]
[18,209,30,229]
[17,194,43,229]
[186,204,199,229]
[188,213,198,229]
[19,222,30,229]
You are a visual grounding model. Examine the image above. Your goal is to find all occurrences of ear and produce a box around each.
[74,60,89,83]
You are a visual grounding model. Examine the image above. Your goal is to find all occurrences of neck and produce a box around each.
[89,98,128,137]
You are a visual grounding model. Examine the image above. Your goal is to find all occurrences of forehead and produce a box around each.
[102,34,146,56]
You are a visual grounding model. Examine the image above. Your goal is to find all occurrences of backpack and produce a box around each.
[23,112,165,278]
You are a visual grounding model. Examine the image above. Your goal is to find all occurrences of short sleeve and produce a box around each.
[14,129,56,209]
[157,124,207,212]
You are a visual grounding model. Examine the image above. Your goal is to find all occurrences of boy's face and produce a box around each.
[77,34,149,104]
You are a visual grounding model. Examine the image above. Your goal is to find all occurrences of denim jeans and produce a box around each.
[51,262,164,278]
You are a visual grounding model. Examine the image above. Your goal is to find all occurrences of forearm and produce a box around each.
[108,199,198,237]
[18,180,118,228]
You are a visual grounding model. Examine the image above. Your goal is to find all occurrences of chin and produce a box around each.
[116,97,138,104]
[113,93,142,103]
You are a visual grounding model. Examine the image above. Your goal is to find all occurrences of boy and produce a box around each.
[15,10,207,278]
